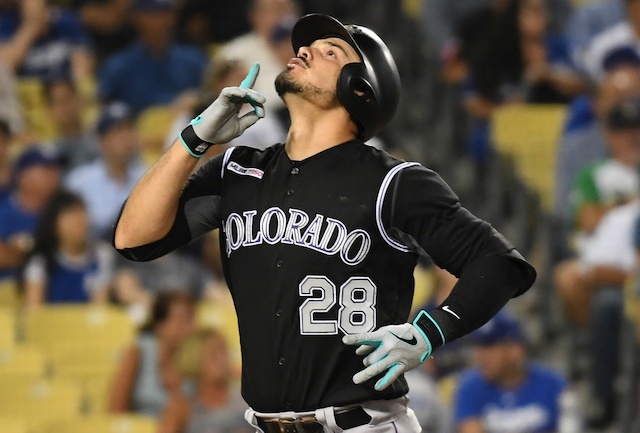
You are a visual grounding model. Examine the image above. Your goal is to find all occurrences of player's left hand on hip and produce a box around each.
[342,323,432,391]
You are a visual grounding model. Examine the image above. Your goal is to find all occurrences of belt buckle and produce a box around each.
[270,416,318,433]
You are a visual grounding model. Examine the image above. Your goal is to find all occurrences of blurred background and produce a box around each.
[0,0,638,432]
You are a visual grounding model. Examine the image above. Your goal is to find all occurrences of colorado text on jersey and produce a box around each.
[223,208,371,266]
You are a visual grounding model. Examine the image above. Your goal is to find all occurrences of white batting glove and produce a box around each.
[180,63,266,157]
[342,323,432,391]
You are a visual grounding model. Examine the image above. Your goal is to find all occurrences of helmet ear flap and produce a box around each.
[338,63,377,139]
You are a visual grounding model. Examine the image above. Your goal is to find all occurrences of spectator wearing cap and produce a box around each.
[98,0,208,114]
[572,96,640,236]
[582,0,640,81]
[64,102,146,240]
[554,62,640,255]
[44,76,100,172]
[555,97,640,427]
[0,146,62,282]
[453,311,578,433]
[556,97,640,324]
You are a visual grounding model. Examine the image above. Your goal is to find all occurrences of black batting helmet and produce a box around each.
[291,14,400,141]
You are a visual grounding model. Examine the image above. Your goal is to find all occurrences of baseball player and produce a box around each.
[114,14,536,433]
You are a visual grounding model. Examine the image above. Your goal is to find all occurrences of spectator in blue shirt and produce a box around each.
[0,146,62,282]
[22,189,112,307]
[65,101,147,240]
[453,310,579,433]
[98,0,208,114]
[0,0,92,81]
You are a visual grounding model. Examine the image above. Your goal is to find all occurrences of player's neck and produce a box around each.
[285,105,357,161]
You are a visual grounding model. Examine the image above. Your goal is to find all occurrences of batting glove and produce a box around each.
[180,63,266,157]
[343,322,432,391]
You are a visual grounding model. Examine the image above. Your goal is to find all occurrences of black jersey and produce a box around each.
[116,140,522,412]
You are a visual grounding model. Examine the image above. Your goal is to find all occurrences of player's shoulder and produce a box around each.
[353,142,421,172]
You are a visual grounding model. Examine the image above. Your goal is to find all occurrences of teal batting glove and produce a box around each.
[343,321,432,391]
[180,63,266,157]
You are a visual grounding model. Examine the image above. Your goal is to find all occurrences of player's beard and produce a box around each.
[275,70,339,107]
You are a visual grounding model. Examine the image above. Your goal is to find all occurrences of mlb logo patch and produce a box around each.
[227,161,264,179]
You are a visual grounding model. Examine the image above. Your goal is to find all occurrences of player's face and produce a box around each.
[275,37,361,108]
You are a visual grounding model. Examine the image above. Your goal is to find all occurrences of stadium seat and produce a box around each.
[81,373,114,414]
[0,306,16,350]
[23,305,135,394]
[491,104,567,212]
[0,378,82,433]
[0,280,20,311]
[136,105,175,166]
[0,345,47,382]
[23,305,135,354]
[46,414,157,433]
[16,79,56,141]
[0,417,27,433]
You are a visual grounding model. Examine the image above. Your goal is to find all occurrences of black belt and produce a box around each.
[256,406,372,433]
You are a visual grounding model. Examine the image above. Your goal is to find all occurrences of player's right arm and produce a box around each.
[113,64,265,258]
[113,142,200,250]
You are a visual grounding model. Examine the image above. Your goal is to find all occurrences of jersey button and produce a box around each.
[286,189,294,196]
[278,357,285,366]
[276,259,283,268]
[290,167,299,175]
[275,308,282,317]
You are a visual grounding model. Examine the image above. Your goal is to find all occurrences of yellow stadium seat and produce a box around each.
[23,305,135,355]
[0,378,82,433]
[23,305,134,394]
[491,104,567,211]
[16,79,56,141]
[0,345,46,382]
[47,414,157,433]
[0,417,27,433]
[136,105,176,166]
[81,373,114,414]
[0,306,16,350]
[0,279,20,311]
[49,341,123,379]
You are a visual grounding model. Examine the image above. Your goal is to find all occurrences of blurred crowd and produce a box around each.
[0,0,640,432]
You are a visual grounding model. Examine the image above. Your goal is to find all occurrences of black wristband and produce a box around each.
[413,310,446,350]
[180,124,213,158]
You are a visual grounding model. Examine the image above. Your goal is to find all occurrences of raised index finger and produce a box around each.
[240,63,260,89]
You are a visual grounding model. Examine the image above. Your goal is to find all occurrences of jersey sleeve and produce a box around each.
[384,165,536,345]
[113,152,226,262]
[385,165,521,277]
